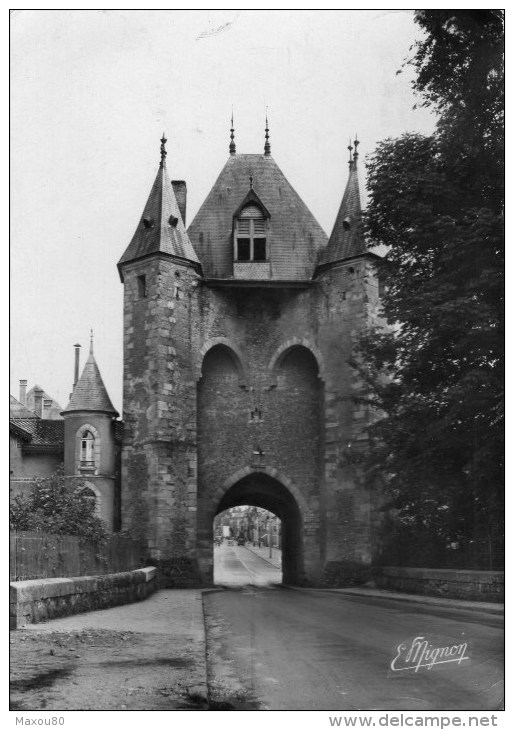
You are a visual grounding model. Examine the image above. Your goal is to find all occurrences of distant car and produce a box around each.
[227,539,233,546]
[237,536,245,546]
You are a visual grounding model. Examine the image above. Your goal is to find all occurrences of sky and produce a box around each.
[10,9,436,413]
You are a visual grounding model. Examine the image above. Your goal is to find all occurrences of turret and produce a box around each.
[117,135,201,560]
[317,136,367,270]
[314,136,384,569]
[61,333,119,529]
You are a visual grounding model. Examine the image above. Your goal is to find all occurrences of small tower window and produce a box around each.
[234,205,268,262]
[137,275,147,298]
[80,430,95,467]
[379,280,388,298]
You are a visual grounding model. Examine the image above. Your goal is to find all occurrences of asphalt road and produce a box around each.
[205,545,504,711]
[213,541,282,587]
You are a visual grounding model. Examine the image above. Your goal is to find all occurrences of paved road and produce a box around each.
[205,561,504,710]
[213,542,282,587]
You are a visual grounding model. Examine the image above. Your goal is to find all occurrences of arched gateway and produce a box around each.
[197,469,315,585]
[118,132,384,587]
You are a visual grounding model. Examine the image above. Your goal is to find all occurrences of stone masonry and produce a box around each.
[117,131,384,586]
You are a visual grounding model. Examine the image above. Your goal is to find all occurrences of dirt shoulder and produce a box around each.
[10,590,208,711]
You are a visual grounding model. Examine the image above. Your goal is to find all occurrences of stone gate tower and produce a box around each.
[118,127,383,586]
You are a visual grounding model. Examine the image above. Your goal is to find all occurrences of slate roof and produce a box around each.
[187,154,328,280]
[317,158,367,267]
[26,386,63,420]
[10,395,37,419]
[62,350,119,416]
[118,161,199,278]
[9,419,33,442]
[10,417,64,448]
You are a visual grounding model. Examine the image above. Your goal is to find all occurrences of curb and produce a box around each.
[282,585,504,616]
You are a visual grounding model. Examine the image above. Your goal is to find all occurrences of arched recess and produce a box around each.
[197,343,250,488]
[268,338,325,383]
[79,480,102,519]
[196,338,248,385]
[264,344,324,501]
[213,470,306,585]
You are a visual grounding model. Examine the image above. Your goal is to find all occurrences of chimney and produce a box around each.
[34,388,44,418]
[172,180,187,226]
[73,343,81,394]
[19,379,27,405]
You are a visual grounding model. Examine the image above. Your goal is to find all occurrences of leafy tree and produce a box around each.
[357,11,503,566]
[10,467,107,544]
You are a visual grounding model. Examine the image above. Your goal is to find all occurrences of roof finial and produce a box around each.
[353,135,360,163]
[348,139,353,167]
[249,174,254,190]
[160,133,167,168]
[89,329,94,355]
[264,109,271,156]
[229,109,236,156]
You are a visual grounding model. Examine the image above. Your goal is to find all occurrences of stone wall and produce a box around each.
[10,567,157,629]
[121,257,199,561]
[194,284,324,584]
[376,567,504,602]
[315,258,384,568]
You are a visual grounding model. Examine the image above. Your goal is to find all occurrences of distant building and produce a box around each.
[10,393,64,486]
[10,340,122,530]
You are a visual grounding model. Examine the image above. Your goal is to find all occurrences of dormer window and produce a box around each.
[234,204,268,262]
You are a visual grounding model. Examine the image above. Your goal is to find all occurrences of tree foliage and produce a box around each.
[10,467,108,543]
[357,11,504,564]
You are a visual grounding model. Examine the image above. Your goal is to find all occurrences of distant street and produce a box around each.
[213,542,282,587]
[205,548,504,711]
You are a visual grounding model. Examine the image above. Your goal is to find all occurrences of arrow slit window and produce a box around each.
[234,205,267,262]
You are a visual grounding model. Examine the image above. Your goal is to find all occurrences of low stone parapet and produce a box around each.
[10,567,157,629]
[375,567,504,602]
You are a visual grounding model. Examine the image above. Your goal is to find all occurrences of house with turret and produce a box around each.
[10,337,122,531]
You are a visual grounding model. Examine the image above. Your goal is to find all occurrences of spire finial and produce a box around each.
[229,109,236,155]
[353,135,360,163]
[264,109,271,156]
[89,329,94,355]
[160,133,167,168]
[249,174,254,190]
[348,138,353,167]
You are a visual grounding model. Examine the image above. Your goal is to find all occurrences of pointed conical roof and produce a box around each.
[318,152,366,267]
[188,154,328,279]
[117,143,200,279]
[62,344,118,416]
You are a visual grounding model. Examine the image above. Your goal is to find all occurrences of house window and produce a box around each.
[80,430,95,467]
[234,205,268,262]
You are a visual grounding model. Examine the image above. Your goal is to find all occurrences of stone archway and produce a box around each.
[198,470,309,586]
